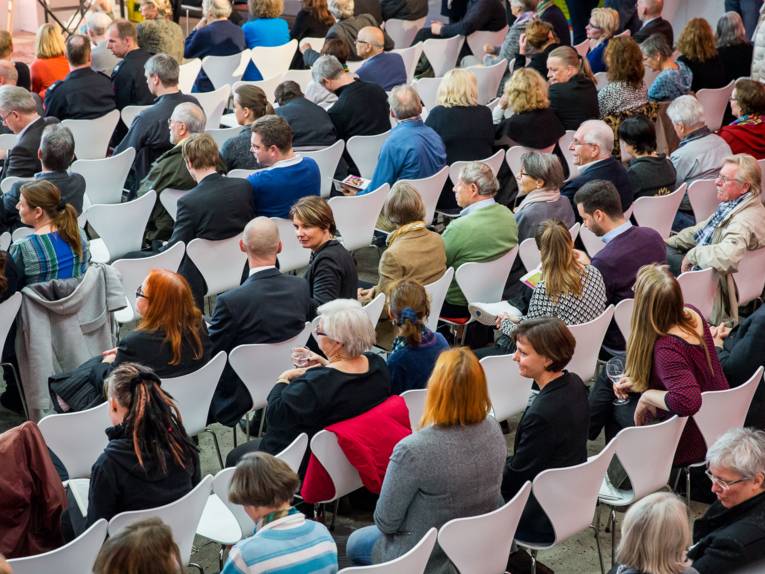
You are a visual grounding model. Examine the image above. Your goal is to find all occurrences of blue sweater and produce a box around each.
[247,155,320,217]
[587,39,608,74]
[356,52,407,91]
[184,19,246,92]
[388,331,449,394]
[366,119,446,193]
[242,18,291,81]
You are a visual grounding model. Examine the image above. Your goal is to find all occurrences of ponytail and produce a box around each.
[53,202,83,258]
[388,279,430,348]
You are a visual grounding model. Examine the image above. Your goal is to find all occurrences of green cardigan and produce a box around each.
[442,202,518,307]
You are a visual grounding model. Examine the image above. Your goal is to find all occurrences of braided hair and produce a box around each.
[388,279,430,347]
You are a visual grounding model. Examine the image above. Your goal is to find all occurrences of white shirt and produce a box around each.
[248,265,276,276]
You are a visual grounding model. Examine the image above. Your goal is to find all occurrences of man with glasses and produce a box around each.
[354,26,406,91]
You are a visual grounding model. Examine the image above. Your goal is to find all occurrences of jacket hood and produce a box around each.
[103,424,189,483]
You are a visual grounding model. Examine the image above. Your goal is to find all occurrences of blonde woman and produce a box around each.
[546,45,599,131]
[30,24,68,98]
[137,0,184,64]
[242,0,290,80]
[585,7,619,74]
[612,492,698,574]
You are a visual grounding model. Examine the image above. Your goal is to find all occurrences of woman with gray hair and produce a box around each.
[225,298,391,467]
[686,427,765,573]
[716,11,754,84]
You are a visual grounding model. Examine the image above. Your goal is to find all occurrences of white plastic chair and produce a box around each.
[412,77,442,112]
[86,190,156,263]
[108,474,213,568]
[207,126,241,149]
[179,58,202,93]
[71,147,135,205]
[310,429,364,504]
[346,130,390,179]
[11,226,33,243]
[0,132,18,151]
[227,168,257,179]
[594,71,609,90]
[505,144,556,178]
[391,43,424,84]
[559,130,579,179]
[397,165,449,224]
[401,388,427,430]
[439,481,532,574]
[697,80,735,132]
[193,85,231,130]
[300,36,326,53]
[480,354,533,422]
[677,267,717,322]
[120,104,150,130]
[579,225,605,258]
[202,49,251,90]
[630,183,686,239]
[423,267,454,332]
[251,40,298,80]
[385,17,426,49]
[112,241,186,323]
[159,187,190,221]
[422,35,465,77]
[0,175,33,194]
[613,297,634,342]
[449,149,505,185]
[518,223,580,272]
[7,519,108,574]
[574,39,589,58]
[272,217,311,272]
[339,528,438,574]
[363,292,386,326]
[466,59,508,105]
[465,26,508,58]
[281,69,314,93]
[302,140,345,198]
[328,183,389,251]
[733,246,765,306]
[186,234,247,297]
[687,179,719,222]
[0,231,9,251]
[61,109,120,160]
[567,306,615,382]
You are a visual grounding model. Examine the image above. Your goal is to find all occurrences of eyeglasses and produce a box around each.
[705,468,752,490]
[586,22,603,30]
[716,174,744,185]
[312,325,327,337]
[0,110,15,123]
[135,286,149,300]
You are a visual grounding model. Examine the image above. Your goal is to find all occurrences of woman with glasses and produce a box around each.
[687,428,765,573]
[719,78,765,159]
[641,33,693,102]
[584,7,619,74]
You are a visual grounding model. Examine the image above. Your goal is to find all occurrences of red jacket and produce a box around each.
[719,115,765,159]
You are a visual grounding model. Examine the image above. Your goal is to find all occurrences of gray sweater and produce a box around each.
[372,417,507,573]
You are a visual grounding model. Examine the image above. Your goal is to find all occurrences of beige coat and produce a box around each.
[666,194,765,324]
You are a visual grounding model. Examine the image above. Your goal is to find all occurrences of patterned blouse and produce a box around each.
[10,229,90,287]
[598,81,648,118]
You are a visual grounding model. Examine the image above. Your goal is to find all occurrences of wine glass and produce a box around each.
[606,356,629,406]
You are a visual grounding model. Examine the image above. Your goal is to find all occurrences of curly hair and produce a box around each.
[606,36,644,87]
[248,0,283,18]
[504,67,549,113]
[677,17,718,62]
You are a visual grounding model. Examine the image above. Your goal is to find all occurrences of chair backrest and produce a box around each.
[193,84,232,130]
[559,130,579,179]
[505,144,556,177]
[438,481,531,574]
[202,49,251,89]
[518,238,540,272]
[206,126,241,149]
[0,175,33,194]
[339,528,438,574]
[423,267,454,332]
[61,109,121,159]
[613,297,634,342]
[567,305,615,382]
[328,183,390,251]
[400,388,427,430]
[385,17,426,49]
[677,267,717,321]
[310,429,364,504]
[579,225,604,258]
[480,354,533,422]
[687,178,719,222]
[412,77,442,112]
[0,132,18,151]
[159,187,190,221]
[398,165,449,224]
[271,217,311,272]
[465,26,509,58]
[301,140,345,198]
[363,292,386,326]
[594,71,609,90]
[301,36,326,53]
[392,42,425,84]
[108,474,213,565]
[733,246,765,306]
[448,149,505,186]
[178,58,202,93]
[455,247,518,305]
[38,402,110,479]
[276,432,310,474]
[346,130,390,179]
[228,323,313,411]
[71,147,136,205]
[574,39,589,58]
[85,189,156,262]
[11,226,33,243]
[422,35,465,77]
[227,168,257,179]
[185,234,247,297]
[251,40,298,80]
[0,231,10,251]
[234,76,284,104]
[696,80,735,131]
[7,519,108,574]
[281,69,313,93]
[120,105,150,130]
[465,59,508,105]
[0,291,21,352]
[630,183,686,239]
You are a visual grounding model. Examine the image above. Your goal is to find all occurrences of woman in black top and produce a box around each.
[546,45,599,131]
[677,18,727,92]
[291,0,334,40]
[716,11,754,85]
[618,115,677,200]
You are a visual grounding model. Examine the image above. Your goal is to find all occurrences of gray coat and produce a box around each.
[514,195,576,242]
[372,417,507,573]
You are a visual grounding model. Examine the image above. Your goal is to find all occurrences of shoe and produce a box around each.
[237,412,263,437]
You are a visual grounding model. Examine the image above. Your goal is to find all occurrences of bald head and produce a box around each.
[0,61,18,86]
[357,26,384,58]
[638,0,663,18]
[241,217,281,264]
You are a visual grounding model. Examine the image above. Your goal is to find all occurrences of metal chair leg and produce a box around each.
[329,499,340,531]
[202,428,224,468]
[188,562,204,573]
[610,507,617,566]
[530,549,537,574]
[591,524,606,574]
[686,466,692,509]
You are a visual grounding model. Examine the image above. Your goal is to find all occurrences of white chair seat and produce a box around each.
[677,267,717,322]
[121,105,150,130]
[481,354,533,422]
[449,150,505,185]
[186,234,247,297]
[193,85,232,129]
[301,140,345,198]
[465,59,508,105]
[567,306,615,382]
[272,217,311,272]
[72,147,135,205]
[397,166,449,224]
[413,77,442,113]
[391,42,424,83]
[696,80,735,131]
[202,50,251,90]
[159,187,190,222]
[207,126,241,149]
[423,267,454,332]
[687,179,720,223]
[630,183,686,239]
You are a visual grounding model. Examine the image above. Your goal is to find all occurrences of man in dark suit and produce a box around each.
[355,26,407,91]
[0,86,58,181]
[632,0,674,46]
[561,119,634,213]
[208,216,314,427]
[274,81,336,149]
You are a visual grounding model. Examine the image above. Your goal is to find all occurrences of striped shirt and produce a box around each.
[222,509,338,574]
[10,229,90,287]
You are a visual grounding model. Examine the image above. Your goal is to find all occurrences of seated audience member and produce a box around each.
[481,0,535,67]
[442,162,518,318]
[291,196,358,308]
[347,347,505,569]
[114,53,199,193]
[561,119,634,211]
[365,85,446,194]
[612,493,698,574]
[10,181,90,287]
[513,151,574,241]
[136,0,184,64]
[247,115,320,217]
[223,453,338,574]
[688,428,765,573]
[494,68,565,152]
[667,95,732,229]
[183,0,246,92]
[411,0,505,48]
[516,19,560,79]
[502,317,588,543]
[30,24,68,99]
[358,183,446,302]
[546,46,600,131]
[81,363,199,529]
[633,0,674,45]
[303,39,349,109]
[642,34,693,102]
[138,102,210,246]
[208,217,314,426]
[4,124,85,231]
[106,20,154,114]
[274,81,337,148]
[380,0,427,21]
[291,0,334,42]
[0,31,31,91]
[666,154,765,324]
[716,11,754,85]
[618,115,677,199]
[719,79,765,159]
[226,298,391,465]
[598,37,649,118]
[354,26,406,91]
[0,87,56,180]
[93,518,184,574]
[0,60,19,92]
[536,0,570,47]
[221,84,272,171]
[585,7,619,74]
[385,279,448,395]
[86,12,120,76]
[677,18,727,93]
[241,0,290,81]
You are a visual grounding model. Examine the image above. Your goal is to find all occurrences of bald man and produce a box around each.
[355,26,407,91]
[632,0,674,46]
[207,217,314,427]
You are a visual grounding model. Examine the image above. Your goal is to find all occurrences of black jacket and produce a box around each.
[678,54,728,93]
[381,0,428,21]
[633,17,674,47]
[305,239,358,310]
[276,97,337,148]
[328,80,390,142]
[561,157,634,211]
[290,9,332,41]
[354,0,383,24]
[43,67,116,121]
[425,105,494,165]
[1,116,58,180]
[497,108,565,150]
[208,267,313,426]
[111,48,155,111]
[689,491,765,574]
[719,43,753,86]
[549,74,600,131]
[440,0,506,38]
[540,4,571,46]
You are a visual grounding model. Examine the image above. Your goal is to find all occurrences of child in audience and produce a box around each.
[93,518,183,574]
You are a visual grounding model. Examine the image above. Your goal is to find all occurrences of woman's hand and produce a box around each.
[710,324,731,348]
[573,249,590,265]
[278,368,308,382]
[358,287,374,303]
[613,375,635,401]
[430,21,443,35]
[292,346,326,368]
[101,348,117,364]
[634,394,657,426]
[495,312,511,329]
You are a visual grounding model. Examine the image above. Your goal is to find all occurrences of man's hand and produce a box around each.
[680,255,693,273]
[431,21,443,35]
[358,287,374,303]
[300,42,312,54]
[518,33,528,55]
[573,249,591,265]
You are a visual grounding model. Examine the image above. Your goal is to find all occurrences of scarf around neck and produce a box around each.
[515,188,561,213]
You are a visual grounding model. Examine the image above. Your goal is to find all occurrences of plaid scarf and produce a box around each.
[693,192,751,247]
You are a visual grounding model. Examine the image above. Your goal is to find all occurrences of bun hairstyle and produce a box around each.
[388,279,430,347]
[20,180,83,257]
